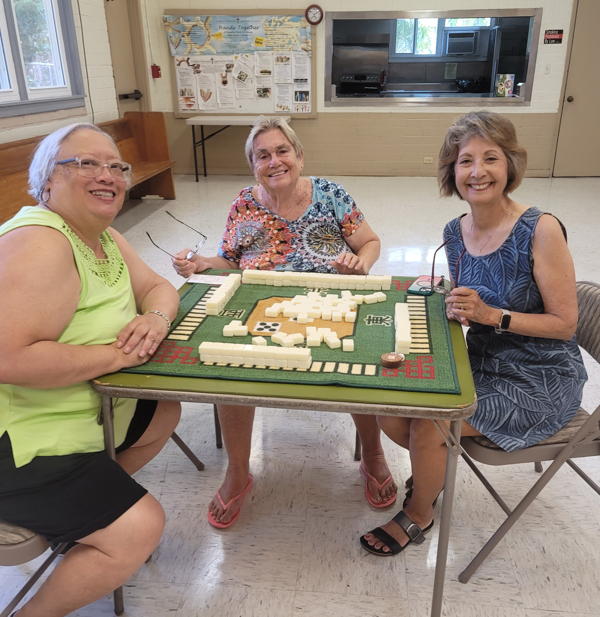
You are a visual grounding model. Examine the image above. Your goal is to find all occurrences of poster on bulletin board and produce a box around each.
[163,11,315,116]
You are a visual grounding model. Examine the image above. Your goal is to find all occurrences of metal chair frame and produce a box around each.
[0,532,67,617]
[458,281,600,583]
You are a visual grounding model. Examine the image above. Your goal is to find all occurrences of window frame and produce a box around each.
[390,17,495,62]
[391,17,445,59]
[0,0,85,118]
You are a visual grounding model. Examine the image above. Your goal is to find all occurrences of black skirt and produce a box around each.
[0,399,157,543]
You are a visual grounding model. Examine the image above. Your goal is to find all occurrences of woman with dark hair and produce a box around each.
[360,111,586,557]
[0,123,181,615]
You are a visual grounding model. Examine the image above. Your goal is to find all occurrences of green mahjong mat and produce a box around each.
[124,275,460,394]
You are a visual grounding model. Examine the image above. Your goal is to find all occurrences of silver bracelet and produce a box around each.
[145,309,172,329]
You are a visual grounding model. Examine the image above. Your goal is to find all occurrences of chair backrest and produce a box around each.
[576,281,600,363]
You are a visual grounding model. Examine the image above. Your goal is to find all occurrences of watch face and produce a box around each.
[305,4,323,25]
[500,312,511,330]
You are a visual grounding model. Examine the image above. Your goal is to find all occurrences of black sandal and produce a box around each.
[360,510,434,556]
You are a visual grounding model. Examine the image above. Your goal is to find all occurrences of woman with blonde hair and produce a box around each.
[174,116,397,528]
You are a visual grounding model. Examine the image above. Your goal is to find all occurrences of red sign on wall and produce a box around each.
[544,29,564,44]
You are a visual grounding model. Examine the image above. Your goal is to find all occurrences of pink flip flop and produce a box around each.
[207,473,254,529]
[359,463,397,509]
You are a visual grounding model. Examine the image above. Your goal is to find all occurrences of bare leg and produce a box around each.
[16,494,164,617]
[362,418,480,553]
[376,415,411,450]
[352,413,398,504]
[116,401,181,475]
[208,404,255,525]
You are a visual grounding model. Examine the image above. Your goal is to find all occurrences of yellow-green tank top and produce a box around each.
[0,207,137,467]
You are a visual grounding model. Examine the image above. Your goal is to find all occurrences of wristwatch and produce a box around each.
[495,308,512,333]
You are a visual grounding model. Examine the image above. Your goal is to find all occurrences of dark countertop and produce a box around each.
[337,91,498,98]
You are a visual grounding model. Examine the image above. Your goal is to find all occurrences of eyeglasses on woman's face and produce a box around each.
[55,156,132,180]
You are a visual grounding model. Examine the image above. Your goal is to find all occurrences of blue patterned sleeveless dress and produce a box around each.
[443,207,587,451]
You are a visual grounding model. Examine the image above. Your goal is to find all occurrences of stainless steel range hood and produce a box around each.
[332,19,391,47]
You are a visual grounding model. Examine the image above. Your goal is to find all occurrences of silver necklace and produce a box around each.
[469,210,512,256]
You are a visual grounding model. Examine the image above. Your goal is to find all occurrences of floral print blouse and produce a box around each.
[218,177,365,272]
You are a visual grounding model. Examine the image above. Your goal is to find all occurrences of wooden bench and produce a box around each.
[0,111,175,224]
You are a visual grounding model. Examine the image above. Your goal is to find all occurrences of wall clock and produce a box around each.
[305,4,324,26]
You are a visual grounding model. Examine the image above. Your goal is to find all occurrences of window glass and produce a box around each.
[0,0,83,116]
[0,32,10,90]
[445,18,491,27]
[415,18,438,55]
[13,0,66,90]
[395,18,414,54]
[396,18,439,55]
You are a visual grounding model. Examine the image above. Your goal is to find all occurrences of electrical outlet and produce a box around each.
[423,156,434,164]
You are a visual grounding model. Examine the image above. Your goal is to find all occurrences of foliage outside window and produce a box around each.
[394,17,492,57]
[395,18,439,55]
[0,0,84,116]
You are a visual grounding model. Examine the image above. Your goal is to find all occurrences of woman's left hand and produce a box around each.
[115,313,170,358]
[332,252,368,275]
[446,286,497,327]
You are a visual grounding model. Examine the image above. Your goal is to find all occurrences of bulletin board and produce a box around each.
[163,10,316,117]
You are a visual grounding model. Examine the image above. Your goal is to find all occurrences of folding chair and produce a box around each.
[0,522,67,617]
[458,280,600,583]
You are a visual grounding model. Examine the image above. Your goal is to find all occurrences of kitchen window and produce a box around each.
[394,18,439,56]
[326,9,541,104]
[0,0,84,117]
[391,17,493,60]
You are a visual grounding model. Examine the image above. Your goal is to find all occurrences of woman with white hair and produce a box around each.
[0,123,181,616]
[173,117,397,529]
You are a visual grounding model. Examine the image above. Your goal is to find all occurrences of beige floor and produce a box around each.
[2,175,600,617]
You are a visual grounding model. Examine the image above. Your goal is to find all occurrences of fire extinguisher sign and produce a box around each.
[544,29,564,44]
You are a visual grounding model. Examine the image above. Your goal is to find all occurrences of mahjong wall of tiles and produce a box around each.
[125,271,460,394]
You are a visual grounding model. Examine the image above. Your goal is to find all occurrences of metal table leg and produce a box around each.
[192,125,199,182]
[100,395,124,615]
[190,125,233,181]
[430,418,462,617]
[200,126,207,178]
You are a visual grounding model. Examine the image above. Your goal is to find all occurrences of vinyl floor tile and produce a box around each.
[178,582,295,617]
[293,590,408,617]
[297,514,408,598]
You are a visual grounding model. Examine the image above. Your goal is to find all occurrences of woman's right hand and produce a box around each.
[172,249,209,278]
[111,341,152,368]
